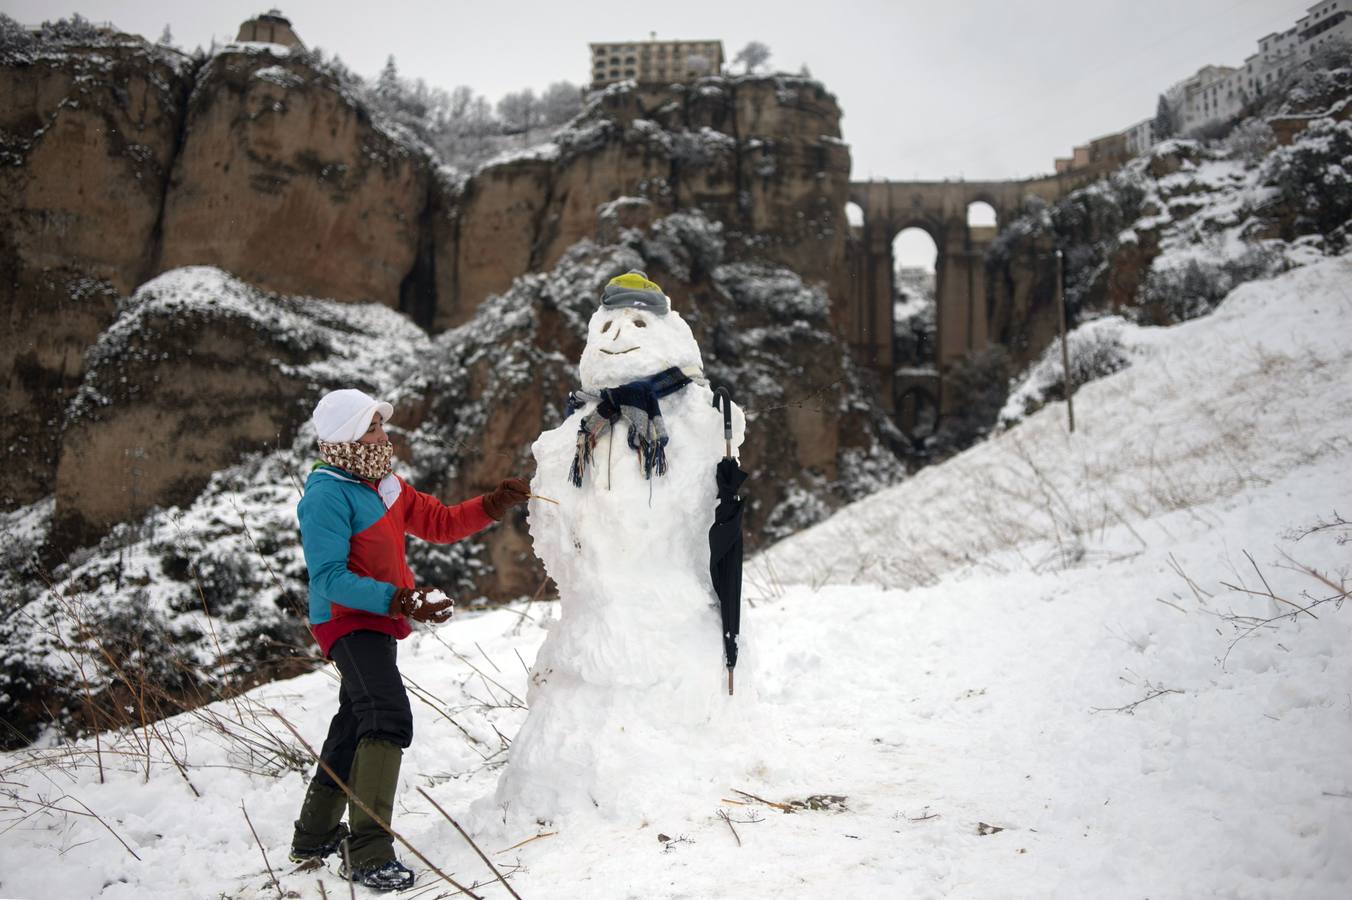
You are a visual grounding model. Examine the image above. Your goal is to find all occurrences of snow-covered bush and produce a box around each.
[1264,117,1352,250]
[1223,119,1276,165]
[1138,244,1283,323]
[0,13,33,56]
[999,316,1134,428]
[33,13,102,44]
[645,210,725,280]
[1273,39,1352,115]
[989,170,1147,313]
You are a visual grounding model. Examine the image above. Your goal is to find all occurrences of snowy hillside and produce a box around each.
[761,255,1352,593]
[1,252,1348,898]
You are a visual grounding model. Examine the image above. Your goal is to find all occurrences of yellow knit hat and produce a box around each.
[600,270,670,315]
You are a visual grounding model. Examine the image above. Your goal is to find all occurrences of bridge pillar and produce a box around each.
[842,224,896,412]
[935,232,994,411]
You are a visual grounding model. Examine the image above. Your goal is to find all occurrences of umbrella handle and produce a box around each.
[727,668,734,696]
[712,387,733,459]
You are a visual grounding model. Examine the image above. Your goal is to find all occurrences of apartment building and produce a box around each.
[589,38,725,89]
[1296,0,1352,58]
[1167,64,1243,134]
[1121,118,1155,156]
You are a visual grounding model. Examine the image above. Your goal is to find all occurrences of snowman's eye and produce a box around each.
[601,321,612,333]
[633,319,647,328]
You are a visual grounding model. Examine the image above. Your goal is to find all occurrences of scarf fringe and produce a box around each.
[569,431,594,487]
[568,368,689,487]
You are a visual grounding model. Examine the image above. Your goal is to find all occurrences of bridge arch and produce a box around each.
[840,173,1089,416]
[966,199,999,229]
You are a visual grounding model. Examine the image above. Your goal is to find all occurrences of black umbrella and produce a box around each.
[709,387,748,695]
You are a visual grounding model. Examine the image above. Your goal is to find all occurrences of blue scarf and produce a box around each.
[567,367,693,487]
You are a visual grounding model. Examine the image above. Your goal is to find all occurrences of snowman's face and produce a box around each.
[578,306,704,391]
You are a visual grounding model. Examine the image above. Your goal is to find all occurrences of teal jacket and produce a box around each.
[297,466,493,656]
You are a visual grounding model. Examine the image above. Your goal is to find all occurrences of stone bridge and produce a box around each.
[841,174,1092,422]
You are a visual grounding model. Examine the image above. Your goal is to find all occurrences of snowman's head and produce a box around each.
[578,271,703,391]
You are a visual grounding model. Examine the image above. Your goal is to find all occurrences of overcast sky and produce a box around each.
[4,0,1307,265]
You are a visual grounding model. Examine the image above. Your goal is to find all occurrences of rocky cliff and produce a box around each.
[2,28,869,552]
[0,26,901,746]
[1,30,193,511]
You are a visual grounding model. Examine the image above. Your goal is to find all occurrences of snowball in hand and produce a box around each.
[486,273,757,827]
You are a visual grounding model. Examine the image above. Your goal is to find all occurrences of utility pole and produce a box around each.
[1056,248,1075,434]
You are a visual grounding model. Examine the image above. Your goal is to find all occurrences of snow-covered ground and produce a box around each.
[2,257,1349,898]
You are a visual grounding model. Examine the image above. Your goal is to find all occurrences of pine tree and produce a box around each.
[376,55,400,101]
[1152,94,1175,141]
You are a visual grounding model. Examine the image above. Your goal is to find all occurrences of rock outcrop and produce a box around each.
[156,47,430,305]
[0,33,194,508]
[2,29,864,544]
[50,267,431,546]
[434,77,851,331]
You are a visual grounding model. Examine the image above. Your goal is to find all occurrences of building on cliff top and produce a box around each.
[589,36,724,88]
[236,9,305,49]
[1054,0,1351,174]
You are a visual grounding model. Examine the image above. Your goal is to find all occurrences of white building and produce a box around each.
[1166,64,1242,134]
[1122,118,1154,156]
[1297,0,1352,58]
[1158,0,1350,139]
[1228,2,1349,112]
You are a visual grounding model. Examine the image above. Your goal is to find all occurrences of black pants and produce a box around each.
[313,630,413,790]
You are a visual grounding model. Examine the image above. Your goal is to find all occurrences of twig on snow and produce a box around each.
[241,800,284,898]
[731,788,794,812]
[416,787,524,900]
[67,794,142,861]
[496,831,557,854]
[718,808,741,846]
[1090,686,1182,714]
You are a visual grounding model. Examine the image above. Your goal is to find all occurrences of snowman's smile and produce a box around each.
[600,347,640,355]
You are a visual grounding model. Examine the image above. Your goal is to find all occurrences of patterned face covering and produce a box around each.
[318,440,394,481]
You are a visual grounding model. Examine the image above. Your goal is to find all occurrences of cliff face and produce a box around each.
[1,31,882,563]
[436,77,851,330]
[157,49,430,305]
[0,36,193,509]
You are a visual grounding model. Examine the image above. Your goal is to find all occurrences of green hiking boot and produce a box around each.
[289,779,349,863]
[345,737,404,870]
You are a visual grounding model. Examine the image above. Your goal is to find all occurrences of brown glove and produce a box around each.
[390,587,455,623]
[482,477,530,521]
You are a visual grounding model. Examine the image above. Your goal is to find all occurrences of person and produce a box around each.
[287,387,528,892]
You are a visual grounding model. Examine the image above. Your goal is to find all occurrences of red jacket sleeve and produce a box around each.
[402,481,495,543]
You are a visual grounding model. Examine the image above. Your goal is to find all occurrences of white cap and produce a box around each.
[312,389,394,443]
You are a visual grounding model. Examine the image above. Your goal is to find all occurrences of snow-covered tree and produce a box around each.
[733,41,771,74]
[1153,94,1176,141]
[497,88,540,137]
[157,24,173,47]
[375,55,400,101]
[538,81,582,127]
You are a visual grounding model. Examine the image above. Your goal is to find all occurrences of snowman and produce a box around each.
[489,270,756,827]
